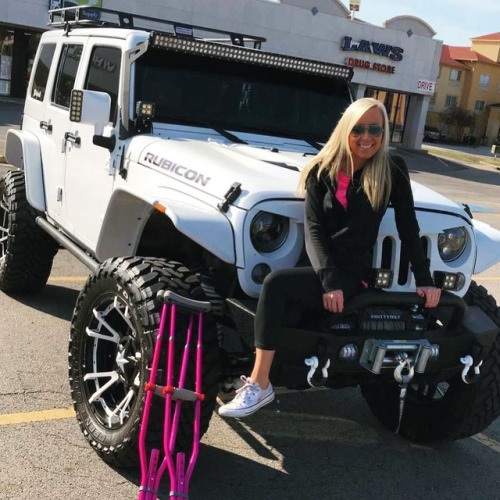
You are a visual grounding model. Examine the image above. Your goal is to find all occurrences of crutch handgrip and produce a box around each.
[162,385,205,402]
[157,290,212,313]
[144,383,204,402]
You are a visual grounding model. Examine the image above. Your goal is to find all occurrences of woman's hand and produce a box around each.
[417,286,441,308]
[323,289,344,313]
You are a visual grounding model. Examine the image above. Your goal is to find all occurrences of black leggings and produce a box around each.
[254,267,363,350]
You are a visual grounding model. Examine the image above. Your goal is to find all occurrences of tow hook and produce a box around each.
[460,355,483,384]
[304,356,331,388]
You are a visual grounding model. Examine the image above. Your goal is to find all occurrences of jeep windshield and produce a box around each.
[134,47,352,143]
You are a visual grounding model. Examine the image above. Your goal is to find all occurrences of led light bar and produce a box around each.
[150,32,353,80]
[70,89,83,122]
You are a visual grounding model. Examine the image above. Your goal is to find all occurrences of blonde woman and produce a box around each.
[219,98,441,418]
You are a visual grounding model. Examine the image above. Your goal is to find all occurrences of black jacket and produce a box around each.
[304,155,434,292]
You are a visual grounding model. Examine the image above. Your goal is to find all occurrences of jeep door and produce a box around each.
[22,40,59,215]
[56,41,122,251]
[39,39,87,225]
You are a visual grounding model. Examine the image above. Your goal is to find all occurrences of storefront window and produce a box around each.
[0,30,14,95]
[365,88,410,143]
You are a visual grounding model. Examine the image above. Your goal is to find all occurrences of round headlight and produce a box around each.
[250,211,289,253]
[438,227,467,262]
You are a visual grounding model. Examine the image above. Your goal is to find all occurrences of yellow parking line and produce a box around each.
[474,277,500,281]
[0,407,75,426]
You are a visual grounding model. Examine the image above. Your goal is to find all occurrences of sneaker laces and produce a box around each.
[233,376,259,403]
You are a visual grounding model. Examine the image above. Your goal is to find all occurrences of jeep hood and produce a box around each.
[133,137,469,218]
[134,138,302,209]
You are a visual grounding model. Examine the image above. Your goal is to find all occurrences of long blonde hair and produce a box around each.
[298,97,392,211]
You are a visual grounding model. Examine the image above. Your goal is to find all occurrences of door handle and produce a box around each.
[64,132,81,145]
[40,121,53,132]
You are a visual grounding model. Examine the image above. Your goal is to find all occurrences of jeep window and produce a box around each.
[31,43,56,101]
[135,49,351,143]
[52,44,83,108]
[85,46,121,123]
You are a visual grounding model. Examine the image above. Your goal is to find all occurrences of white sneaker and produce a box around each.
[218,376,275,418]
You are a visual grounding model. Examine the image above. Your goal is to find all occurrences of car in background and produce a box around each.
[423,125,441,142]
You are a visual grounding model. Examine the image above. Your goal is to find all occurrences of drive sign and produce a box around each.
[417,79,436,94]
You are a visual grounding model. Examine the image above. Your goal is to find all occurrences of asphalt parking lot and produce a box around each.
[2,100,500,499]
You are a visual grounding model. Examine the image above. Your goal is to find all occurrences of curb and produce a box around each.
[396,147,429,156]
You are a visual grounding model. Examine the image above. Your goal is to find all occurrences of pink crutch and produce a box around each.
[137,289,211,500]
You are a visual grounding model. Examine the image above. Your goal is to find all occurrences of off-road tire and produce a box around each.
[360,281,500,443]
[0,170,58,293]
[69,256,220,467]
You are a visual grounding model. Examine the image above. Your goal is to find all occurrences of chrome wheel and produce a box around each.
[83,295,142,428]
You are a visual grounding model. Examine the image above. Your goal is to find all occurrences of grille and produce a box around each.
[376,236,429,288]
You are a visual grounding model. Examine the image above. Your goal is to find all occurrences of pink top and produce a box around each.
[335,171,350,208]
[335,171,368,288]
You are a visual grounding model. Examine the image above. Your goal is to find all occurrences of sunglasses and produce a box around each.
[351,124,384,137]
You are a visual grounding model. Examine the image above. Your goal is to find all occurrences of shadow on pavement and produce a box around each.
[13,283,79,322]
[114,387,500,499]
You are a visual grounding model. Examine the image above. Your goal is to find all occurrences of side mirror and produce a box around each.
[69,89,112,134]
[70,89,115,151]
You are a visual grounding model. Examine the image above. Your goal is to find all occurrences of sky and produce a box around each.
[342,0,500,47]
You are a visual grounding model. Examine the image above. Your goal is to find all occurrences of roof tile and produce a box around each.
[471,32,500,41]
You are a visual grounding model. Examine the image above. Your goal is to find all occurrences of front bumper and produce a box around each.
[226,291,499,388]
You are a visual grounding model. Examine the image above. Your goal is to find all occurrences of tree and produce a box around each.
[439,107,475,142]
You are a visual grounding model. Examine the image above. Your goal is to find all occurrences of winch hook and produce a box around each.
[393,356,415,384]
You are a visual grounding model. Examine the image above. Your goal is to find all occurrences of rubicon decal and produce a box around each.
[144,152,211,186]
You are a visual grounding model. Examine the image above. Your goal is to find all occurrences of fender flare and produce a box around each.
[472,219,500,274]
[96,187,236,264]
[5,129,46,211]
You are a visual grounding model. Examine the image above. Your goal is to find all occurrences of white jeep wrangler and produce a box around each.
[2,6,500,466]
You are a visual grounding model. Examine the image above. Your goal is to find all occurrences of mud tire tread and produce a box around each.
[0,170,58,293]
[360,281,500,443]
[69,256,219,467]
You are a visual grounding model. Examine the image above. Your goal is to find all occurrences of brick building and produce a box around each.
[427,32,500,146]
